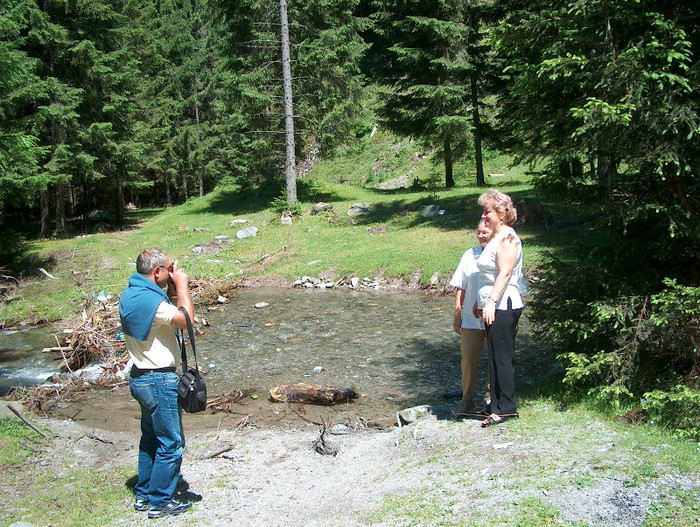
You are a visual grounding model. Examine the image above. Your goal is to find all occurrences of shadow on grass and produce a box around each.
[0,209,168,275]
[206,178,344,216]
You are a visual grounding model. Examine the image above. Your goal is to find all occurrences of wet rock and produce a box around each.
[76,363,108,382]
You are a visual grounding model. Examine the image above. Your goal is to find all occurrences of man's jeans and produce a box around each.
[130,370,185,508]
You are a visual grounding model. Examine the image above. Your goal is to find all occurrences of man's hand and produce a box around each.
[167,260,194,329]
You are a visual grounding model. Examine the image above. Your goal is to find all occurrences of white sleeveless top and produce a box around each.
[476,226,524,310]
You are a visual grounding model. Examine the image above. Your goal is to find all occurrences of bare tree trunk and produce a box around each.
[55,182,65,235]
[444,134,455,188]
[597,155,614,188]
[280,0,297,204]
[39,189,50,237]
[164,170,172,206]
[116,168,124,226]
[470,72,485,187]
[194,89,203,197]
[182,129,189,202]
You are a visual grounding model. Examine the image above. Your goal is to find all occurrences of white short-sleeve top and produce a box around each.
[124,301,181,369]
[477,226,524,310]
[450,246,485,330]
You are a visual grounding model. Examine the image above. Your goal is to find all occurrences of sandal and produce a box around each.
[481,413,519,428]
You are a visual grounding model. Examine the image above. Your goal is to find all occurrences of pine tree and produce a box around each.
[210,0,368,199]
[370,0,483,187]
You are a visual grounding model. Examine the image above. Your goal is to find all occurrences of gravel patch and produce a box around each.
[14,405,698,527]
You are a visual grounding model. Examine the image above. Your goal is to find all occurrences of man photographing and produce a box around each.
[118,248,194,519]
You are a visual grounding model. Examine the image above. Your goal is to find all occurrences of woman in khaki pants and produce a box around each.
[451,220,492,414]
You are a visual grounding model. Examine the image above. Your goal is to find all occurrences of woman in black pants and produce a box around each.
[474,189,524,427]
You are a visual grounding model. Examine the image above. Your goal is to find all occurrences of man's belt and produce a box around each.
[130,365,177,377]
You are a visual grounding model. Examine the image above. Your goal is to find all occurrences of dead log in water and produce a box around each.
[269,383,358,405]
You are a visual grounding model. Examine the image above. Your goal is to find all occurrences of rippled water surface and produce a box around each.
[1,288,559,420]
[195,288,558,417]
[1,326,59,396]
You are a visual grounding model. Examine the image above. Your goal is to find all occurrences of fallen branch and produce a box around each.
[200,445,235,459]
[243,245,288,269]
[18,440,43,453]
[234,414,253,430]
[42,346,73,353]
[38,267,57,280]
[87,434,113,445]
[8,405,49,439]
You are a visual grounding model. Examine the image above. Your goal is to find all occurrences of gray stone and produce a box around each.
[236,226,259,239]
[189,241,220,256]
[310,202,333,214]
[419,204,440,218]
[397,404,434,427]
[213,235,233,245]
[347,202,370,216]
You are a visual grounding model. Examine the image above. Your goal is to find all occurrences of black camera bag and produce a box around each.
[177,307,207,413]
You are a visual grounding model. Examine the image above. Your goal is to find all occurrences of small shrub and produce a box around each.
[270,193,303,216]
[530,257,700,439]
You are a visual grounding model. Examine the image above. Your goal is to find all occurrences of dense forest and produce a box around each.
[1,0,699,436]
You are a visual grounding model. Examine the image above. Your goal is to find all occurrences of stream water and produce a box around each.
[1,288,560,423]
[1,326,58,396]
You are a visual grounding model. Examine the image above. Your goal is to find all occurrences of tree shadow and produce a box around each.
[206,179,344,216]
[380,316,565,420]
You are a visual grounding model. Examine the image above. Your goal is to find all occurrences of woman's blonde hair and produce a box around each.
[478,188,517,226]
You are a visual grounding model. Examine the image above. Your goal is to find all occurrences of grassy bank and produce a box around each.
[1,133,561,326]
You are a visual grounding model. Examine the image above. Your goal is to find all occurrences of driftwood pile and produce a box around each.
[41,302,127,374]
[7,303,129,413]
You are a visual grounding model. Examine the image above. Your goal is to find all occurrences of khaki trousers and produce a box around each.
[460,328,486,403]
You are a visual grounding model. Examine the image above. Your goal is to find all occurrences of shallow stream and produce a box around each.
[1,288,560,425]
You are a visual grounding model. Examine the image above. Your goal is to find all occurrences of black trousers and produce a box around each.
[485,301,522,416]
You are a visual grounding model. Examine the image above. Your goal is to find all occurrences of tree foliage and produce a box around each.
[514,1,700,437]
[369,0,495,187]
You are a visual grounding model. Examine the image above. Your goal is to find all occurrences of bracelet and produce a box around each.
[488,296,498,303]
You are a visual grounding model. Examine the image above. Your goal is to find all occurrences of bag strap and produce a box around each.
[178,307,198,373]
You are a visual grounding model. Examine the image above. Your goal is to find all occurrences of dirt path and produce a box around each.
[5,399,698,527]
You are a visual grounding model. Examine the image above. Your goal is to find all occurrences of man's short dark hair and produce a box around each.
[136,248,167,275]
